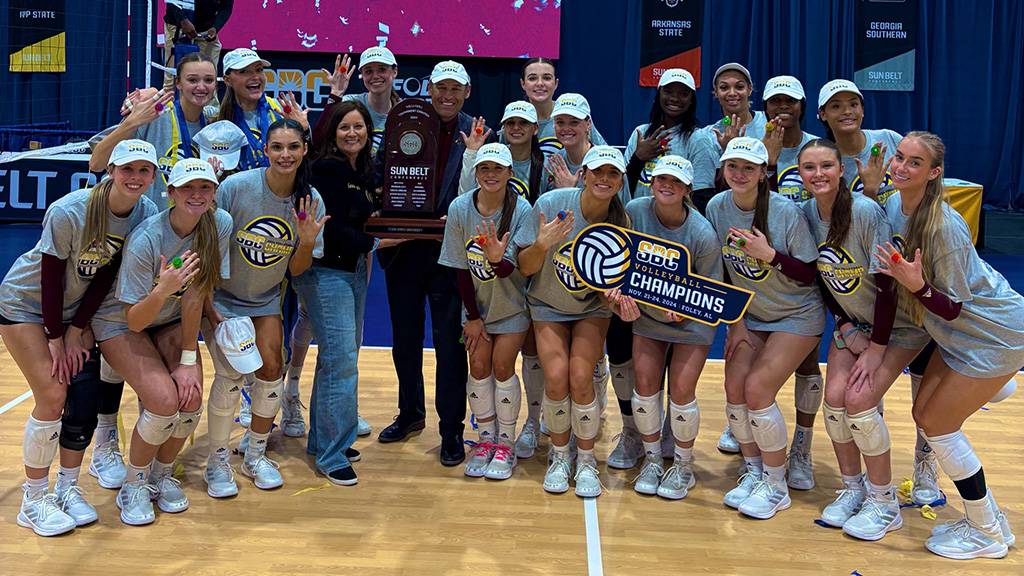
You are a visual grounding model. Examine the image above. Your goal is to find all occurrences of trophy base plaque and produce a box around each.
[365,217,446,239]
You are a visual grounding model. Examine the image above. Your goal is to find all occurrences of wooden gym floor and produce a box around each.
[0,344,1020,575]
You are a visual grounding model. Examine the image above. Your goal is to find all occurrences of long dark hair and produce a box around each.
[819,94,864,143]
[752,176,771,244]
[526,134,545,204]
[266,119,311,211]
[799,138,853,248]
[643,85,698,139]
[311,100,375,184]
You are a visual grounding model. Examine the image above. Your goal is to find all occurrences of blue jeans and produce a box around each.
[291,260,367,473]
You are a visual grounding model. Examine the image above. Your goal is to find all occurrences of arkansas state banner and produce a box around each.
[639,0,703,88]
[8,1,66,72]
[854,0,917,91]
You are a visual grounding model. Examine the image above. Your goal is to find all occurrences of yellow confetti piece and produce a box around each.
[920,504,937,520]
[291,482,332,497]
[897,478,914,500]
[116,412,128,454]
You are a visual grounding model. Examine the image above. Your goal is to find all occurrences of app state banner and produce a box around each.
[9,1,65,73]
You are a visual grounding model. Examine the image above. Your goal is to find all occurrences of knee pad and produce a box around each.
[572,398,600,441]
[610,360,635,402]
[98,379,125,416]
[991,377,1017,403]
[631,391,661,436]
[23,416,61,469]
[494,375,521,425]
[725,403,753,444]
[60,355,102,451]
[172,407,203,439]
[925,430,982,481]
[467,375,496,420]
[250,376,284,419]
[794,373,824,415]
[847,408,891,457]
[542,394,571,435]
[593,355,609,382]
[669,399,700,444]
[209,375,244,416]
[135,409,178,446]
[823,403,854,444]
[520,355,544,408]
[749,403,788,453]
[99,354,125,384]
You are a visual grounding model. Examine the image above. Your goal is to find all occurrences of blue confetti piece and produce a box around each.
[980,406,990,411]
[900,491,947,509]
[814,519,840,529]
[470,413,478,430]
[851,571,863,576]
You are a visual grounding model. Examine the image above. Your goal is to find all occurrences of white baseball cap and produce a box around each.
[215,317,263,374]
[658,68,696,91]
[358,46,397,69]
[552,93,591,120]
[473,143,514,168]
[222,48,270,72]
[167,158,218,188]
[651,155,694,186]
[763,75,806,101]
[713,62,752,86]
[192,120,247,170]
[720,137,769,165]
[109,139,158,167]
[430,60,470,85]
[818,79,863,109]
[501,100,538,124]
[582,146,626,172]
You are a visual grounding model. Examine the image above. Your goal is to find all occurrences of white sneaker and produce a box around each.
[933,510,1015,547]
[574,460,603,498]
[547,433,578,463]
[843,493,902,540]
[633,456,664,495]
[152,473,189,513]
[484,444,516,480]
[820,487,866,528]
[717,425,740,454]
[912,453,942,505]
[204,460,239,498]
[723,469,760,509]
[543,454,573,494]
[238,384,252,428]
[657,460,696,500]
[55,482,98,526]
[464,442,495,478]
[926,517,1008,560]
[514,417,539,459]
[240,455,284,490]
[116,481,159,526]
[280,394,306,438]
[89,441,126,489]
[18,491,76,537]
[357,415,372,437]
[738,477,791,519]
[607,429,643,470]
[786,451,815,491]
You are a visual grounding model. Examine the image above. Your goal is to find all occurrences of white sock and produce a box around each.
[245,430,270,463]
[866,479,894,500]
[126,462,150,484]
[764,463,787,488]
[743,456,763,475]
[964,493,997,527]
[150,459,174,481]
[841,473,864,490]
[95,413,118,445]
[577,447,596,465]
[791,424,813,455]
[674,446,693,464]
[56,465,81,488]
[478,420,497,443]
[642,440,661,459]
[915,427,931,458]
[551,443,571,458]
[285,365,302,397]
[23,476,48,497]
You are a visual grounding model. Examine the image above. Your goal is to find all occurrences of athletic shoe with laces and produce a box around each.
[543,454,573,494]
[723,469,760,509]
[912,452,942,505]
[926,516,1008,560]
[514,417,539,459]
[151,472,189,513]
[820,487,865,527]
[238,384,253,428]
[657,460,696,500]
[280,394,306,438]
[717,425,741,454]
[607,429,643,470]
[786,450,815,491]
[356,415,372,437]
[633,456,664,495]
[574,460,603,498]
[933,510,1015,547]
[204,460,239,498]
[738,476,791,519]
[464,442,495,478]
[89,440,126,489]
[241,455,283,490]
[116,481,159,526]
[55,482,98,526]
[484,444,517,480]
[843,493,902,540]
[18,491,76,536]
[547,433,578,463]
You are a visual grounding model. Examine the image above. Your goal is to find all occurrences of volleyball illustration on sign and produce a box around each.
[571,224,753,326]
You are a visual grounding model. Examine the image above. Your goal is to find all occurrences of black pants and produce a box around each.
[380,240,468,437]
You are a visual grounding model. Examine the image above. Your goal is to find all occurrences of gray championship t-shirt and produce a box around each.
[458,149,552,199]
[699,111,769,154]
[705,190,824,335]
[624,123,719,196]
[214,168,326,318]
[626,196,723,345]
[439,190,532,333]
[844,128,902,203]
[775,131,819,204]
[0,189,158,324]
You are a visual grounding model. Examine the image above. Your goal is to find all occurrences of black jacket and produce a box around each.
[309,156,376,271]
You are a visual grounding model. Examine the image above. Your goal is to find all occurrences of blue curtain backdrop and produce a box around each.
[0,1,1021,208]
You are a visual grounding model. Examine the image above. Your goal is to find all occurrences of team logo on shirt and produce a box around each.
[77,234,126,278]
[722,239,771,282]
[539,136,564,156]
[778,165,812,202]
[157,142,200,185]
[465,238,496,282]
[817,244,864,295]
[371,129,385,157]
[508,176,529,199]
[552,241,586,293]
[152,259,193,299]
[850,171,895,202]
[891,233,906,254]
[235,216,295,269]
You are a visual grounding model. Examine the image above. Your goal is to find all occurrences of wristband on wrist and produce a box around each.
[179,349,198,366]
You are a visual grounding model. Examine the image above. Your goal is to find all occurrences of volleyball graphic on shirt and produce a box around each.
[777,165,811,202]
[850,171,894,200]
[538,136,563,156]
[76,234,125,278]
[552,241,586,293]
[235,216,295,268]
[571,225,631,290]
[465,238,496,282]
[722,242,770,282]
[508,176,529,199]
[891,232,907,254]
[817,244,864,295]
[157,142,199,185]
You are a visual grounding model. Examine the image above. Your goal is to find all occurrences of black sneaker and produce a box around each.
[378,417,426,443]
[440,435,465,467]
[327,466,358,486]
[346,447,361,462]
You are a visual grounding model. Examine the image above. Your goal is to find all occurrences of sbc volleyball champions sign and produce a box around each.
[571,224,752,326]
